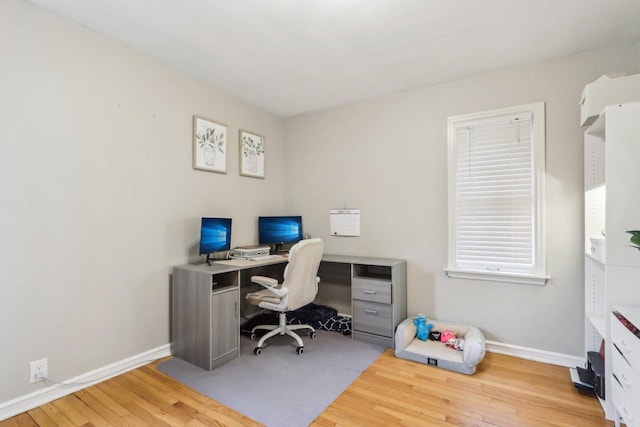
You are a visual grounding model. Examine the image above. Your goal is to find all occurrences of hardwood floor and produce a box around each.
[1,350,612,426]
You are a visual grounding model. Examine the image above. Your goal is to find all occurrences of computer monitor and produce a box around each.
[199,217,232,264]
[258,216,303,253]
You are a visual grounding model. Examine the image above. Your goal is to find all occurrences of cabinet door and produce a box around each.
[210,289,239,363]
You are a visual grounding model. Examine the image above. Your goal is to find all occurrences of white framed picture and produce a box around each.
[193,116,226,173]
[239,129,265,178]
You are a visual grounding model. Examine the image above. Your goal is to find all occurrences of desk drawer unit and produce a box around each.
[611,307,640,427]
[352,275,393,343]
[349,261,407,348]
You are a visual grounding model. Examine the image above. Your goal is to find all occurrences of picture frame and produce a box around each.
[193,116,227,173]
[239,129,265,178]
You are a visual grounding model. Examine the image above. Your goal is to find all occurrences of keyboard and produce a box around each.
[249,255,285,261]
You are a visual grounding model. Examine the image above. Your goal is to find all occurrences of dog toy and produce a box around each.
[413,313,434,341]
[440,329,456,343]
[446,338,465,351]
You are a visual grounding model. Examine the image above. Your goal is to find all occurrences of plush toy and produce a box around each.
[446,338,465,351]
[413,313,434,341]
[440,329,457,343]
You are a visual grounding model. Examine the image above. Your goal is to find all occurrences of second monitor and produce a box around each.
[258,215,303,253]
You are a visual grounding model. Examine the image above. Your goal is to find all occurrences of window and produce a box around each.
[444,102,549,285]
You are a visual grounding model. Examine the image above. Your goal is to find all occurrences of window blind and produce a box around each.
[453,113,534,274]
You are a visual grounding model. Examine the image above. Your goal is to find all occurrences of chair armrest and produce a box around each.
[251,275,288,298]
[252,275,279,287]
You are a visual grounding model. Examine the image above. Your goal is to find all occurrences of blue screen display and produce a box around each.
[199,217,232,254]
[259,216,303,245]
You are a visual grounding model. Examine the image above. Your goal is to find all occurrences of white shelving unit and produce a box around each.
[582,100,640,420]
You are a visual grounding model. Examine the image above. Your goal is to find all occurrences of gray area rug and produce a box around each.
[158,331,385,427]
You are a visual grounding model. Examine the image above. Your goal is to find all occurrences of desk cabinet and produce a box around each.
[172,265,240,370]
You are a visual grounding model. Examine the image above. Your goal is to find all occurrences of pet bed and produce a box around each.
[394,316,486,375]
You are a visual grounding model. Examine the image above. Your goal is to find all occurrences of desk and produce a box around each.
[171,254,406,370]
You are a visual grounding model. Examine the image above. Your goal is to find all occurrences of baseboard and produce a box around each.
[0,344,171,422]
[486,340,585,368]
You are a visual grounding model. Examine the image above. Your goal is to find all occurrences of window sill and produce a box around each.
[443,268,550,286]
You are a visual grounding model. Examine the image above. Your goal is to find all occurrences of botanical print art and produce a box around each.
[193,116,226,173]
[240,130,265,178]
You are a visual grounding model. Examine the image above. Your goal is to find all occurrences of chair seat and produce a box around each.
[246,289,282,305]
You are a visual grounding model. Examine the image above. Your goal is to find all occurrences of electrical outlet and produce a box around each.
[29,358,48,383]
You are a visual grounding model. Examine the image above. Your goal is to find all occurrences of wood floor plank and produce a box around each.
[0,413,38,427]
[163,389,261,427]
[73,389,130,427]
[94,381,173,427]
[33,403,76,427]
[1,349,613,427]
[50,395,110,427]
[25,408,61,427]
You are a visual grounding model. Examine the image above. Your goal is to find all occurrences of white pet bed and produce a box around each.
[394,317,486,375]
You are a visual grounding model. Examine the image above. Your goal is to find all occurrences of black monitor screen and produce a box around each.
[199,217,232,255]
[259,216,303,246]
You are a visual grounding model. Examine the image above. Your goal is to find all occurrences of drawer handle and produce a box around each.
[363,290,377,295]
[365,309,378,315]
[617,339,632,353]
[618,373,633,388]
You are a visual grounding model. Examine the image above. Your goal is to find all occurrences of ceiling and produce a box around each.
[26,0,640,117]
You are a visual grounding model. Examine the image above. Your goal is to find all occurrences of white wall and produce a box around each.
[0,0,284,403]
[284,45,640,356]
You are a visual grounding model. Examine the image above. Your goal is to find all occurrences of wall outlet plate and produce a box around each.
[29,358,48,383]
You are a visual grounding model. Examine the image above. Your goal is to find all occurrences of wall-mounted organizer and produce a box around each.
[330,209,360,236]
[580,92,640,421]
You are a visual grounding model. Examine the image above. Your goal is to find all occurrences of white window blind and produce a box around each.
[446,102,548,285]
[454,113,534,274]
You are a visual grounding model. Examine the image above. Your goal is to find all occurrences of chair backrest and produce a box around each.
[282,238,324,311]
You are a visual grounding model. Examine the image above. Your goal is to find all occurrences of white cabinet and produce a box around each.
[583,101,640,419]
[611,306,640,427]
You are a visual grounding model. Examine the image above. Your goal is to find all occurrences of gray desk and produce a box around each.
[171,254,406,370]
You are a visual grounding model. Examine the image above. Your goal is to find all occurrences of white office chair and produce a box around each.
[245,238,324,355]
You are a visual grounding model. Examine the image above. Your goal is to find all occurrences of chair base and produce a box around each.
[251,312,315,353]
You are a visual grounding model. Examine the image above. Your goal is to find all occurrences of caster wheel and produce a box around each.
[249,333,257,341]
[254,347,262,355]
[296,346,304,355]
[309,331,316,339]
